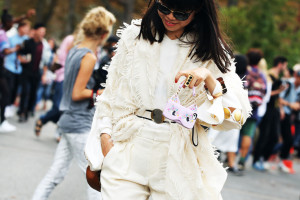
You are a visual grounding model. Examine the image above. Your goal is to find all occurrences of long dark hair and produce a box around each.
[138,0,233,73]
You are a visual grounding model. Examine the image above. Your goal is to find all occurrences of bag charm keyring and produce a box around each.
[163,82,199,146]
[163,82,198,129]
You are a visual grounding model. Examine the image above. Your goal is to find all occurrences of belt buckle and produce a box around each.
[151,109,165,124]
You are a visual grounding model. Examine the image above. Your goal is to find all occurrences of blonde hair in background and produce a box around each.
[258,58,272,83]
[74,6,116,45]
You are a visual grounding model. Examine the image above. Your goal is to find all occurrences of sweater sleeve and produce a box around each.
[84,21,140,170]
[197,58,252,131]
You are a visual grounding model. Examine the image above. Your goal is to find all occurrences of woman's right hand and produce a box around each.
[101,133,114,157]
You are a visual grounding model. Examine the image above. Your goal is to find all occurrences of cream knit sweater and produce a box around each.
[85,19,251,200]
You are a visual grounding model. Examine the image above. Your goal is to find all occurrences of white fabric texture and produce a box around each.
[257,81,272,117]
[208,128,240,153]
[97,35,179,136]
[32,133,101,200]
[85,19,252,200]
[155,35,179,109]
[100,124,171,200]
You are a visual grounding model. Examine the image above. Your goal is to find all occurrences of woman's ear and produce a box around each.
[99,32,109,46]
[101,33,108,40]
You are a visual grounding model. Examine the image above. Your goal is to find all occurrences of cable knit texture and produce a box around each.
[85,19,252,200]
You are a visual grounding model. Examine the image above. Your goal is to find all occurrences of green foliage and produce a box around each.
[221,0,300,68]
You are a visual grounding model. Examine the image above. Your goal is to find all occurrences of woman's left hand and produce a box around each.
[175,68,216,92]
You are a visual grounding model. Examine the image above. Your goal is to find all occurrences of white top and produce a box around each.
[155,35,179,109]
[257,81,272,117]
[99,36,181,134]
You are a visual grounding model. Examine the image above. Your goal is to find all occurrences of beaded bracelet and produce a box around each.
[204,77,227,99]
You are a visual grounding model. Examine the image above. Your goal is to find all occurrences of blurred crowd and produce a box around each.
[0,5,299,196]
[210,50,300,175]
[0,9,118,142]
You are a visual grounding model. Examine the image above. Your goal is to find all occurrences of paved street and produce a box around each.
[1,112,299,200]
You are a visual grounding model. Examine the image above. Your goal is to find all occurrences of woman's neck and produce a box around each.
[78,38,99,54]
[166,30,183,40]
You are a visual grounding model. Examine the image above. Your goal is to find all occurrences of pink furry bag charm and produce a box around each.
[163,82,198,129]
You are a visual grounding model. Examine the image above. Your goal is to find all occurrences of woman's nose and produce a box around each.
[166,12,176,21]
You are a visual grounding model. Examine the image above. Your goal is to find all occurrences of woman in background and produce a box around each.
[32,7,116,200]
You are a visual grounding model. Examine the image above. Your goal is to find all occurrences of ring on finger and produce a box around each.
[184,74,194,87]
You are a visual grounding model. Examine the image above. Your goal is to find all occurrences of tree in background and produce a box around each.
[1,0,299,68]
[221,0,300,67]
[35,0,59,26]
[0,0,146,39]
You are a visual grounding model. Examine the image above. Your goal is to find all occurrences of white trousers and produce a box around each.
[32,133,101,200]
[208,128,240,153]
[101,122,171,200]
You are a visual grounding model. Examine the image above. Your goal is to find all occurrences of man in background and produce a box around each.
[3,20,31,117]
[18,23,51,122]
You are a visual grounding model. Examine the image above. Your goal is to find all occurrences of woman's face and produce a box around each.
[157,3,195,39]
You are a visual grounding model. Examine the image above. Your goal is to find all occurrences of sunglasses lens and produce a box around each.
[158,4,171,15]
[157,1,191,21]
[173,12,189,21]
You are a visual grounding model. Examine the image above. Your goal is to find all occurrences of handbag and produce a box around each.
[163,83,199,146]
[86,166,101,192]
[163,82,197,129]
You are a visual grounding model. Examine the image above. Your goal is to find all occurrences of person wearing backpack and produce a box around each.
[238,48,267,171]
[252,56,288,171]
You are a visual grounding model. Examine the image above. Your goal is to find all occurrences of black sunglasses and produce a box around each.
[156,0,192,21]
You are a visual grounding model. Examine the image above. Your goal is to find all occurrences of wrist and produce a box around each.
[212,81,223,99]
[204,74,216,93]
[101,133,112,141]
[204,72,214,84]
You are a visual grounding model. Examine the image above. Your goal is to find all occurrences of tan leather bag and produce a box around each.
[86,166,101,192]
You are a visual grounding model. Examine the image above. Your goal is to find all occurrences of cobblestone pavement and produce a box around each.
[0,114,299,200]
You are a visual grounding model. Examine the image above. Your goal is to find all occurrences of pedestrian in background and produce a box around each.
[293,64,300,160]
[238,48,267,171]
[0,9,16,132]
[34,34,74,141]
[278,67,300,173]
[253,56,287,171]
[35,38,57,111]
[32,6,116,200]
[18,23,51,122]
[3,20,31,118]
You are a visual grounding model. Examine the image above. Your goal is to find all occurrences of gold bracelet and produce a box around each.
[212,92,223,99]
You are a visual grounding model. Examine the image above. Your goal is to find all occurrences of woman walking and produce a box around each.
[32,7,116,200]
[86,1,251,199]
